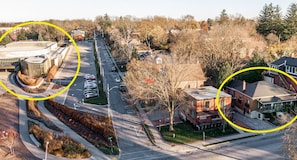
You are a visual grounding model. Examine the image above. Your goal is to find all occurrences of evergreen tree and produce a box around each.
[237,53,267,83]
[17,29,27,41]
[38,32,44,41]
[218,9,229,24]
[0,34,12,45]
[217,62,233,87]
[283,3,297,40]
[256,3,284,40]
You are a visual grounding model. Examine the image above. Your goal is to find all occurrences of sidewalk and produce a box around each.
[134,101,279,153]
[18,98,114,160]
[37,101,114,160]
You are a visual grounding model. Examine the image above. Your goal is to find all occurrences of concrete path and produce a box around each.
[37,101,114,160]
[18,99,115,160]
[134,100,283,153]
[19,99,88,160]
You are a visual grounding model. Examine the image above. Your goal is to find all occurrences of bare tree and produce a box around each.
[2,128,18,155]
[124,57,196,132]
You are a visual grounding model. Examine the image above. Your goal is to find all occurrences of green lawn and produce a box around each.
[160,122,238,144]
[84,96,107,105]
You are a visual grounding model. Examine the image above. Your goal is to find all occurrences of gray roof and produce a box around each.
[228,80,296,99]
[270,56,297,67]
[184,86,231,100]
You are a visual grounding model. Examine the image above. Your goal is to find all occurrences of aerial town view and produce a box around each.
[1,0,297,160]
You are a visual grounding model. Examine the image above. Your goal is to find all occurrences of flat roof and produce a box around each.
[25,55,47,64]
[184,86,231,100]
[0,41,56,59]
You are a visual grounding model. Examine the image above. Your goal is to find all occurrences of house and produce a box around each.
[180,86,232,130]
[148,54,206,89]
[226,80,297,120]
[267,56,297,92]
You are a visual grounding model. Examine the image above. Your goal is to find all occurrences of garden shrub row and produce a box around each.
[45,99,119,155]
[28,120,91,158]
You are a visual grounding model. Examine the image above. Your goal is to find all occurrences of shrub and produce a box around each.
[45,99,119,155]
[28,121,90,158]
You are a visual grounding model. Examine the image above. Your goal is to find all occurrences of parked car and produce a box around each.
[83,89,98,95]
[84,92,98,99]
[111,66,116,72]
[115,77,121,83]
[84,74,96,80]
[84,82,97,89]
[85,79,96,83]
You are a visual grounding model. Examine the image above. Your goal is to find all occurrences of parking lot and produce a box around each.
[62,41,98,108]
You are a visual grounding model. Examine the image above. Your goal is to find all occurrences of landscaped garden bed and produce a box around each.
[26,100,62,132]
[28,120,91,158]
[160,121,238,144]
[44,99,119,155]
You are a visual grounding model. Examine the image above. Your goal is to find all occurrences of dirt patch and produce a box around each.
[0,93,38,160]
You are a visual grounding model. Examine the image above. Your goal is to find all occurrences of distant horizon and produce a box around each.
[1,0,296,23]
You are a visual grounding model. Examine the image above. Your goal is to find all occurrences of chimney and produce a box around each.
[242,80,246,92]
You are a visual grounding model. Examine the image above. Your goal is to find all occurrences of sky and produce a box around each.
[1,0,296,22]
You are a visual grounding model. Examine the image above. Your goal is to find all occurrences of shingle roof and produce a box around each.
[270,56,297,67]
[228,80,296,99]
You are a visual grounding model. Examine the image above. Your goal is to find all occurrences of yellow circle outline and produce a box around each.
[216,66,297,133]
[0,21,81,101]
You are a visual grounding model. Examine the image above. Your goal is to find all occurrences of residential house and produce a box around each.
[226,80,297,120]
[149,54,206,89]
[267,56,297,92]
[180,86,232,130]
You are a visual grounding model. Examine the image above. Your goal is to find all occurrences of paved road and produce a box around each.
[95,33,287,160]
[180,134,284,160]
[96,37,181,160]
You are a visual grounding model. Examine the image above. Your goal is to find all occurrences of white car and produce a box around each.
[85,79,96,83]
[84,82,97,89]
[83,89,98,94]
[84,92,98,99]
[84,74,96,80]
[115,77,121,83]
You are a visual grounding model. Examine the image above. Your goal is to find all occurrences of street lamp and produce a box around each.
[44,141,49,160]
[107,83,118,118]
[108,136,113,153]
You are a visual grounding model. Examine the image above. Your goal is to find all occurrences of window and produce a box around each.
[205,101,210,109]
[245,100,250,107]
[200,116,207,120]
[238,97,242,104]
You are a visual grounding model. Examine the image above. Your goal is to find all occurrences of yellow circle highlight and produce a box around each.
[0,21,81,101]
[216,66,297,133]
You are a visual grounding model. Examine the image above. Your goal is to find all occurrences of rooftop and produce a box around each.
[0,41,56,59]
[270,56,297,67]
[25,55,47,64]
[184,86,231,100]
[228,80,296,99]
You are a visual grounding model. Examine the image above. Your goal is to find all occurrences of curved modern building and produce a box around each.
[0,41,68,77]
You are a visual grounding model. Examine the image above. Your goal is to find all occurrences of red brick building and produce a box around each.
[180,86,232,130]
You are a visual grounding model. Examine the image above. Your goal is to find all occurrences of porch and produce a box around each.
[257,97,297,114]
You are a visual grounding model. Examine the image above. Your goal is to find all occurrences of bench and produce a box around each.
[29,134,41,147]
